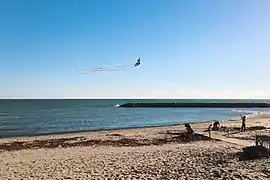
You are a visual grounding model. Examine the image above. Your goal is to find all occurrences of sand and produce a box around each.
[0,114,270,179]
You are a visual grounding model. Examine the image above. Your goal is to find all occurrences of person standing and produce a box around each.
[240,115,246,132]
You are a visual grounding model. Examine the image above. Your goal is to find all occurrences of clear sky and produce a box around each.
[0,0,270,99]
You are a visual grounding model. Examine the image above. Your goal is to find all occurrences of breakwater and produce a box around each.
[119,102,270,108]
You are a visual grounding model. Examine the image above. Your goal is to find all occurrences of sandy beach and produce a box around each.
[0,114,270,179]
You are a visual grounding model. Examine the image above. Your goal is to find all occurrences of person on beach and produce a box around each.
[207,124,212,131]
[213,121,220,131]
[207,124,212,138]
[240,115,246,132]
[185,123,194,135]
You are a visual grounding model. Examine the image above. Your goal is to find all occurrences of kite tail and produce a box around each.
[114,64,134,69]
[77,63,135,74]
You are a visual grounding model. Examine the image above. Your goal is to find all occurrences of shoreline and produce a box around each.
[0,116,232,141]
[1,113,269,143]
[0,108,265,141]
[0,119,216,140]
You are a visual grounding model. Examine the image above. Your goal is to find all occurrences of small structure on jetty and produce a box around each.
[119,102,270,108]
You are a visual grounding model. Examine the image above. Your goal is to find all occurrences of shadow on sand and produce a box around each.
[237,145,270,161]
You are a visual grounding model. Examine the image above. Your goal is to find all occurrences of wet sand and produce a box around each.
[0,114,270,179]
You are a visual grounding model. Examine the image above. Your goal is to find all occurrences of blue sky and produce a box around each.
[0,0,269,99]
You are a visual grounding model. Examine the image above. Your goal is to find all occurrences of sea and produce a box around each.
[1,99,270,139]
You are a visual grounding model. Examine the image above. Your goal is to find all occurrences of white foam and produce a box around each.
[230,108,270,120]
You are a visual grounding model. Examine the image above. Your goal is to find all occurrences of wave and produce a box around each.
[230,108,270,119]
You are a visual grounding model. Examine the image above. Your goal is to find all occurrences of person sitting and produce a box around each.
[185,123,194,134]
[213,121,220,131]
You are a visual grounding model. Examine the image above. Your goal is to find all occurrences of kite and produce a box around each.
[134,57,140,67]
[77,57,141,74]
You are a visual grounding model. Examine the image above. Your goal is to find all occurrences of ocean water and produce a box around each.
[0,99,270,138]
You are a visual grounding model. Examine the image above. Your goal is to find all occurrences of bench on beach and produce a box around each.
[238,135,270,161]
[255,135,270,150]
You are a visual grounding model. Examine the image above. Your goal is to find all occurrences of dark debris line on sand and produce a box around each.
[0,132,212,152]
